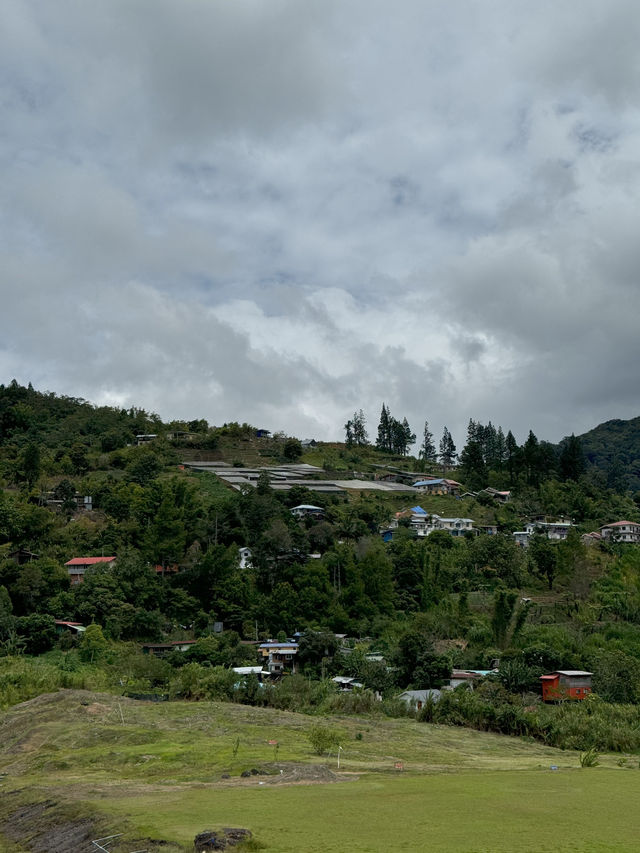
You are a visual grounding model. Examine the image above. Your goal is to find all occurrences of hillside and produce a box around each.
[575,416,640,492]
[1,690,639,853]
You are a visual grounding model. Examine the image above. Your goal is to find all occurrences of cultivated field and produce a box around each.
[1,690,638,852]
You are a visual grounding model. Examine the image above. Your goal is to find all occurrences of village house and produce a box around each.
[599,521,640,544]
[332,675,364,692]
[290,504,325,520]
[412,478,461,496]
[141,640,197,656]
[8,548,39,564]
[54,620,86,635]
[477,487,511,503]
[64,556,116,585]
[238,546,253,569]
[382,507,475,540]
[513,520,573,547]
[258,641,299,675]
[398,689,442,710]
[136,433,157,446]
[540,670,592,702]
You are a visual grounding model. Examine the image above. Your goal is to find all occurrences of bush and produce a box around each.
[307,725,343,756]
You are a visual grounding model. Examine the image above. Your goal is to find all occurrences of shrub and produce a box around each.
[307,725,342,756]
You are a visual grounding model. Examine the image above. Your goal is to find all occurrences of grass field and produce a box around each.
[1,690,639,852]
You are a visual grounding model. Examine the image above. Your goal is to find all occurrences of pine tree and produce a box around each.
[419,421,437,463]
[439,427,457,473]
[351,410,368,446]
[402,418,416,456]
[495,426,507,471]
[376,404,391,452]
[506,430,519,483]
[344,419,354,447]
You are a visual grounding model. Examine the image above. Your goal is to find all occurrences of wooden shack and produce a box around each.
[540,670,592,702]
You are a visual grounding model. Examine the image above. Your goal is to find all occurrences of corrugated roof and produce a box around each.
[65,556,116,566]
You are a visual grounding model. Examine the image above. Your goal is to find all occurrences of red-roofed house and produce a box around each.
[65,556,116,585]
[600,521,640,544]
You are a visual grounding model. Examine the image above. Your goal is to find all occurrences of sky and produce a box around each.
[2,1,640,447]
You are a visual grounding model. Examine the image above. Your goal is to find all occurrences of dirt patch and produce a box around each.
[1,799,95,852]
[0,795,182,853]
[258,762,356,786]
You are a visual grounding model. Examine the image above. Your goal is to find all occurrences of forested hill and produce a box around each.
[573,416,640,492]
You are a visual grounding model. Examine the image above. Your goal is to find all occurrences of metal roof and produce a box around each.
[65,556,116,566]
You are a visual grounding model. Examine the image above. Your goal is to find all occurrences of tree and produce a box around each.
[20,443,41,488]
[506,430,519,483]
[418,421,437,463]
[79,623,109,662]
[376,404,392,452]
[439,427,457,473]
[458,440,488,491]
[283,438,302,461]
[401,418,416,455]
[529,533,558,590]
[352,410,368,446]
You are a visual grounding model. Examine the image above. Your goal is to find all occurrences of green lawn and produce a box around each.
[1,691,638,852]
[93,770,640,853]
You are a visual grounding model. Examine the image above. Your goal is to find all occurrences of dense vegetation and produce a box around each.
[3,380,640,751]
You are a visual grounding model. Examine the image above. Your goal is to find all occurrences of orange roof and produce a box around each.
[65,556,116,566]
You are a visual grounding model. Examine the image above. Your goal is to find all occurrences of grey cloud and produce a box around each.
[2,1,640,447]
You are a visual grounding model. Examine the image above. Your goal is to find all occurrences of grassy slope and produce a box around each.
[1,690,638,852]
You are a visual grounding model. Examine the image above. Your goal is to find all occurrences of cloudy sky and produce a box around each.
[2,1,640,446]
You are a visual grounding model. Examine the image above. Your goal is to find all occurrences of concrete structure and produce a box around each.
[600,521,640,544]
[513,520,573,547]
[238,547,253,569]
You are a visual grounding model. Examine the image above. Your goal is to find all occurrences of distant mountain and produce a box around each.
[576,416,640,492]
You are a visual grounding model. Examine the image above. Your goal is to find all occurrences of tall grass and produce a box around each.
[0,656,110,709]
[422,687,640,752]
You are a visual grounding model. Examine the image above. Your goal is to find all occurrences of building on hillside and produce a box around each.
[513,520,573,547]
[540,670,592,702]
[449,670,493,689]
[232,666,269,683]
[8,548,39,564]
[477,487,511,503]
[64,556,116,585]
[398,689,442,710]
[43,492,93,513]
[581,532,602,546]
[238,546,253,569]
[154,563,179,576]
[141,640,197,656]
[599,521,640,544]
[136,434,157,445]
[332,676,364,692]
[258,641,299,675]
[54,620,86,635]
[290,504,325,520]
[413,478,461,495]
[382,507,475,539]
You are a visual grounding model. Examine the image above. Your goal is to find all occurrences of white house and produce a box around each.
[600,521,640,544]
[238,546,253,569]
[290,504,325,520]
[513,520,573,547]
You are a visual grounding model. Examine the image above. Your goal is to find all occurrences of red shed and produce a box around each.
[540,670,592,702]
